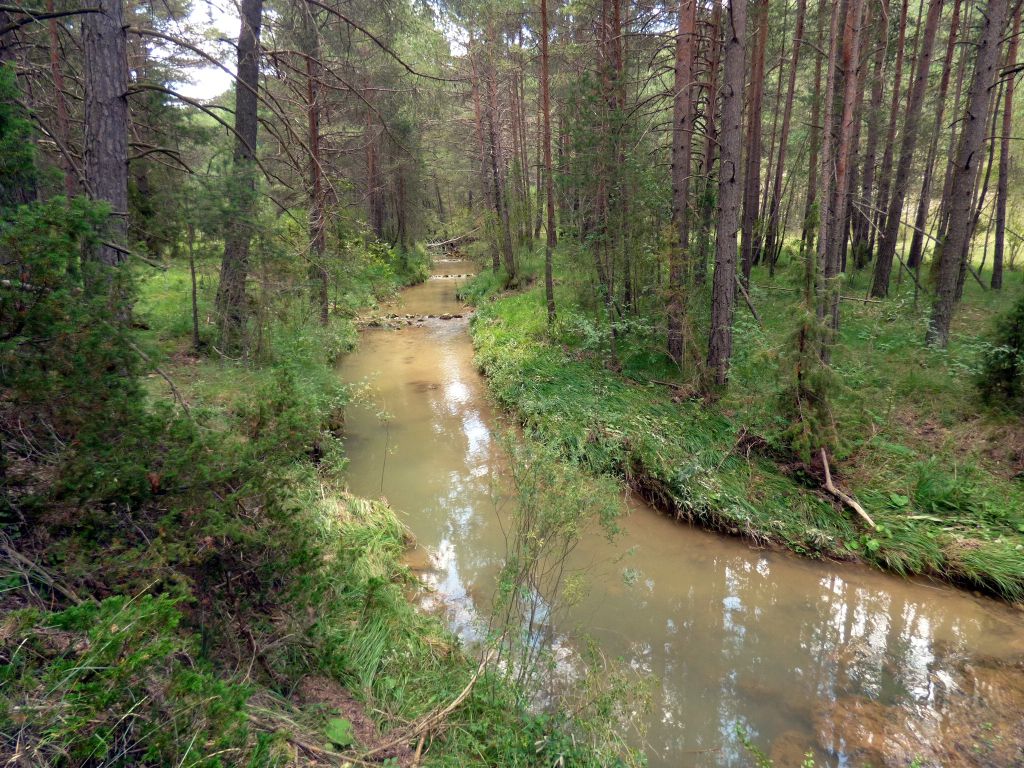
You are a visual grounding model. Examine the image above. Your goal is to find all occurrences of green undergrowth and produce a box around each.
[2,212,623,765]
[463,248,1024,602]
[130,236,432,413]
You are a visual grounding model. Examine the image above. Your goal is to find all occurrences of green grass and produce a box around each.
[464,244,1024,601]
[3,241,636,766]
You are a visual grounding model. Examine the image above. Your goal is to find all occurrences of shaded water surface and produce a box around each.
[340,260,1024,767]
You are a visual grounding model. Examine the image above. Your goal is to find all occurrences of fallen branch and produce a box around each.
[246,711,351,766]
[735,275,763,326]
[754,283,883,304]
[966,261,988,290]
[426,226,481,249]
[820,447,876,529]
[102,240,167,271]
[125,340,192,418]
[356,649,495,761]
[848,198,929,295]
[0,533,88,605]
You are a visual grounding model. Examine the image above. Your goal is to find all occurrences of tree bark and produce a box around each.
[305,8,328,325]
[485,34,516,283]
[993,4,1020,289]
[695,0,722,286]
[824,0,864,331]
[516,57,533,248]
[668,0,696,364]
[534,96,544,241]
[815,0,841,337]
[907,0,961,270]
[83,0,128,267]
[469,42,499,272]
[708,0,745,387]
[956,75,1001,299]
[760,0,789,229]
[540,0,557,322]
[740,0,768,285]
[801,0,826,254]
[871,0,944,297]
[928,0,1009,346]
[765,0,807,273]
[366,104,384,239]
[852,1,889,267]
[215,0,263,351]
[872,0,910,256]
[842,4,869,272]
[46,0,74,196]
[932,0,972,255]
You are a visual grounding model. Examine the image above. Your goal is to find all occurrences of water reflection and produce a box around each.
[340,261,1024,768]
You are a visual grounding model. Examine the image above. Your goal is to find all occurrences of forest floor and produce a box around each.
[2,248,622,767]
[461,245,1024,602]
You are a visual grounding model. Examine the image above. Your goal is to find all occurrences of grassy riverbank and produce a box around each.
[462,249,1024,602]
[1,242,629,766]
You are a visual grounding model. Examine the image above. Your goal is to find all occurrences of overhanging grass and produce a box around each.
[3,242,636,767]
[465,251,1024,602]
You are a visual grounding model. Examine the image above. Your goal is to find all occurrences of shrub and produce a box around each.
[977,292,1024,411]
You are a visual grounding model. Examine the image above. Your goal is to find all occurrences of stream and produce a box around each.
[340,259,1024,768]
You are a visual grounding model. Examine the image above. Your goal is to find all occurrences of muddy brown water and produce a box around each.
[339,260,1024,768]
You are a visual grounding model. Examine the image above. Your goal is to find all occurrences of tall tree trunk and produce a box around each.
[853,1,889,267]
[540,0,557,322]
[469,43,499,272]
[870,0,944,297]
[957,78,1001,300]
[933,0,973,255]
[668,0,696,364]
[816,0,841,335]
[435,178,446,223]
[611,0,630,316]
[592,0,619,364]
[872,0,910,256]
[765,0,807,273]
[188,220,200,351]
[396,169,408,249]
[485,39,516,283]
[801,0,826,254]
[708,0,745,387]
[304,8,328,325]
[993,4,1020,289]
[740,0,768,285]
[516,58,533,248]
[695,0,722,286]
[842,4,869,272]
[534,97,544,241]
[928,0,1009,346]
[759,1,788,228]
[0,10,14,63]
[508,67,526,245]
[824,0,864,332]
[83,0,128,268]
[366,105,384,239]
[46,0,74,195]
[215,0,263,351]
[907,0,961,269]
